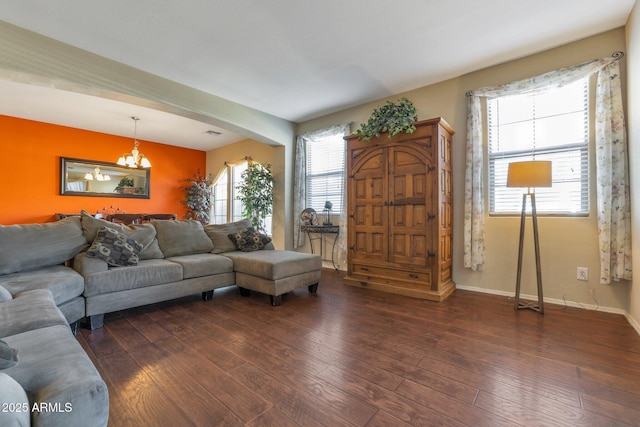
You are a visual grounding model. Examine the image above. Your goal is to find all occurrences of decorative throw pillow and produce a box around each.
[228,227,272,252]
[86,226,143,267]
[205,218,253,253]
[81,210,163,260]
[0,340,18,369]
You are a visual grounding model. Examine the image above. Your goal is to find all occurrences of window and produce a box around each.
[488,78,589,215]
[211,168,229,225]
[230,162,247,223]
[211,161,246,222]
[306,135,345,214]
[212,161,272,233]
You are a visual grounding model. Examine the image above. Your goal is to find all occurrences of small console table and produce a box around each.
[301,225,340,270]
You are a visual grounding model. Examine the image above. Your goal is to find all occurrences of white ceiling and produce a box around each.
[0,0,635,150]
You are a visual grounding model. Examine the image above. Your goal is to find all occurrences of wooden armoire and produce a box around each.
[344,117,455,301]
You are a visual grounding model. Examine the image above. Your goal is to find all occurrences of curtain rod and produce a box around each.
[224,156,252,166]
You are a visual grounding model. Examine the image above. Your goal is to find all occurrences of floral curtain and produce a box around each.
[293,124,350,252]
[293,135,307,248]
[595,63,632,283]
[464,53,631,283]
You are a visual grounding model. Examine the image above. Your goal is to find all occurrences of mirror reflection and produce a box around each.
[61,157,150,198]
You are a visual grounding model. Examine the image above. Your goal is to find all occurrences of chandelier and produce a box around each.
[84,167,111,181]
[117,116,152,168]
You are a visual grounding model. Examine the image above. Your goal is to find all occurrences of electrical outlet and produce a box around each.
[577,267,589,281]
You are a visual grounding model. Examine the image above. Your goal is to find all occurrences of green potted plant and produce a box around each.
[355,97,418,141]
[236,162,273,233]
[114,176,136,194]
[183,170,214,225]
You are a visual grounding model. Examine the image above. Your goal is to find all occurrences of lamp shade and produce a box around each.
[507,161,552,188]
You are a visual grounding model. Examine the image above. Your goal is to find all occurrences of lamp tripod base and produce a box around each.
[514,192,544,315]
[516,301,543,312]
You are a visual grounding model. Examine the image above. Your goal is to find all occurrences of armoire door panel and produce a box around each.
[355,179,368,200]
[371,205,385,227]
[371,177,385,199]
[413,235,428,259]
[354,230,386,253]
[441,169,452,197]
[412,205,427,227]
[354,231,367,252]
[354,205,365,225]
[440,202,452,229]
[392,234,407,257]
[371,232,385,255]
[393,175,407,198]
[354,203,386,227]
[349,147,388,264]
[413,173,426,197]
[391,204,428,227]
[393,150,425,168]
[393,205,406,226]
[390,233,428,267]
[358,151,384,171]
[440,234,452,263]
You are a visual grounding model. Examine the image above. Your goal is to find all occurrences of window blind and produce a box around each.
[306,135,345,214]
[488,78,589,215]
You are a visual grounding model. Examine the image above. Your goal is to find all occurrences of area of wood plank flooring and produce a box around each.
[77,269,640,426]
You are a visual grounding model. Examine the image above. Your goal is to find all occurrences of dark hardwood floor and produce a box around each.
[77,269,640,426]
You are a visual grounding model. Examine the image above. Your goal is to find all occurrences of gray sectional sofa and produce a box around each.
[0,212,321,426]
[0,290,109,427]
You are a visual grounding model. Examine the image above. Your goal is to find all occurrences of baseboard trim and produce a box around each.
[626,312,640,336]
[456,284,639,335]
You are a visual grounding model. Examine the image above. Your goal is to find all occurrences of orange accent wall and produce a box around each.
[1,115,206,225]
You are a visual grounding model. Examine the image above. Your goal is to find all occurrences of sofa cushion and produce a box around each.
[81,210,163,260]
[73,252,109,276]
[0,289,68,338]
[223,250,322,281]
[87,226,143,267]
[0,372,29,426]
[166,253,234,279]
[228,227,272,252]
[0,216,88,275]
[2,325,109,427]
[83,259,183,297]
[0,265,85,307]
[205,219,253,253]
[0,285,11,302]
[126,224,164,260]
[0,340,19,369]
[153,220,213,257]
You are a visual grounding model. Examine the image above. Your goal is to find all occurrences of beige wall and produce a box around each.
[626,5,640,330]
[206,139,291,250]
[298,28,630,311]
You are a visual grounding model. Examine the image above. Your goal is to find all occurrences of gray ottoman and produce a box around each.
[223,250,322,306]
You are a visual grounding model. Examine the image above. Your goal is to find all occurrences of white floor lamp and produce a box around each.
[507,160,552,314]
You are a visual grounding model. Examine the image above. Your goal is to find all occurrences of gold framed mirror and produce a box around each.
[60,157,150,199]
